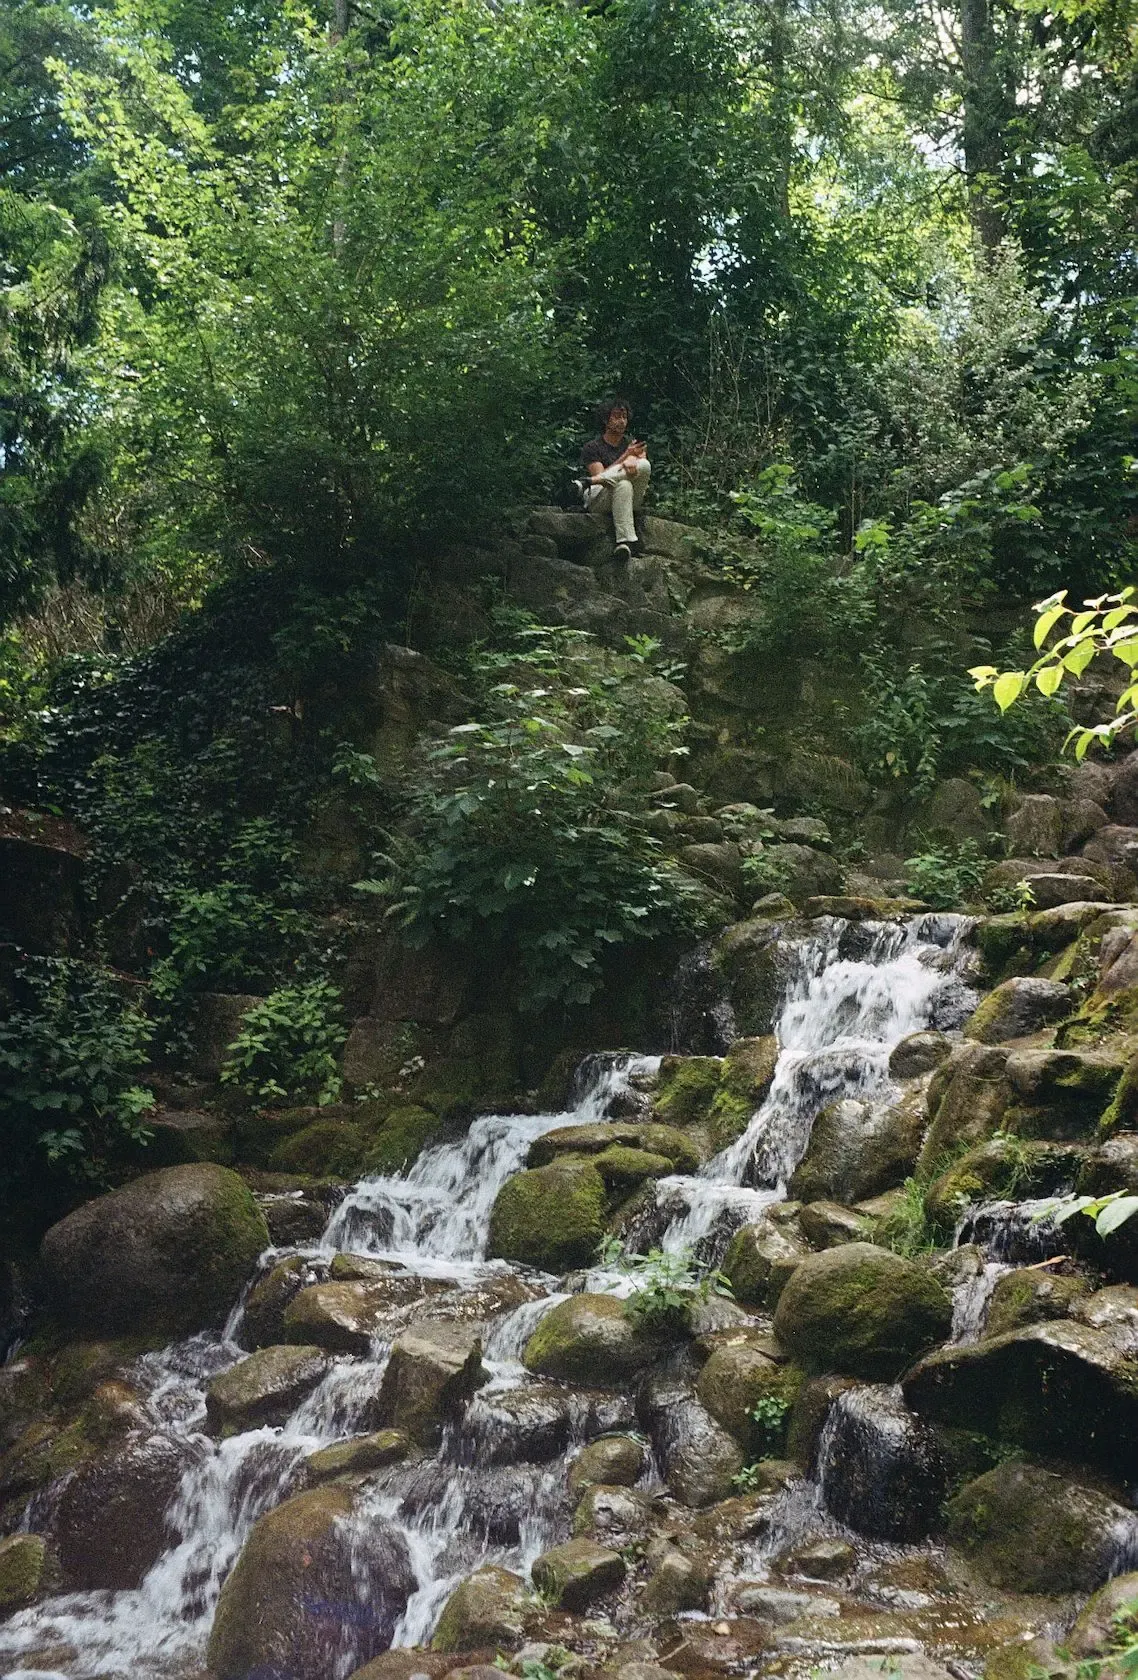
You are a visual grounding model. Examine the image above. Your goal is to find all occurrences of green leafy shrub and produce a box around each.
[741,850,794,898]
[363,623,713,1010]
[0,958,155,1234]
[904,841,987,909]
[749,1393,791,1453]
[152,883,317,1000]
[221,980,347,1106]
[597,1237,733,1330]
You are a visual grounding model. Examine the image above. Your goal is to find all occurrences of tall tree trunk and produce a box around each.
[960,0,1006,250]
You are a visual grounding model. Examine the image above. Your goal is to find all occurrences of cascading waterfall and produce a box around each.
[654,913,976,1257]
[0,915,980,1680]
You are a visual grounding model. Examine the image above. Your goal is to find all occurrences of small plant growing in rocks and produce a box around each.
[596,1237,733,1330]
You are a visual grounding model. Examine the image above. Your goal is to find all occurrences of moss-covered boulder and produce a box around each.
[902,1315,1138,1476]
[708,1037,778,1151]
[361,1104,439,1174]
[696,1342,802,1450]
[918,1045,1011,1174]
[946,1462,1138,1593]
[40,1164,270,1337]
[487,1160,607,1272]
[591,1145,675,1189]
[531,1537,626,1609]
[721,1217,805,1308]
[924,1137,1087,1234]
[984,1267,1091,1337]
[283,1276,445,1353]
[962,977,1071,1044]
[205,1345,331,1435]
[523,1293,663,1386]
[208,1485,415,1680]
[1066,1570,1138,1657]
[652,1056,723,1126]
[267,1119,369,1177]
[0,1533,50,1610]
[241,1255,309,1348]
[773,1243,952,1380]
[431,1565,530,1652]
[889,1031,952,1079]
[713,919,786,1036]
[375,1321,486,1444]
[1001,1047,1124,1140]
[567,1434,646,1496]
[304,1429,409,1481]
[792,1089,924,1205]
[527,1121,703,1173]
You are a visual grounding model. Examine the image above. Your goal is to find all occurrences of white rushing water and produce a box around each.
[0,915,977,1680]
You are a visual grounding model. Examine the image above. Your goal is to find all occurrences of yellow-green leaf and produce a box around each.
[993,671,1025,713]
[968,664,998,689]
[1035,665,1064,697]
[1064,640,1097,677]
[1104,606,1138,631]
[1071,611,1097,634]
[1033,604,1067,648]
[1113,639,1138,668]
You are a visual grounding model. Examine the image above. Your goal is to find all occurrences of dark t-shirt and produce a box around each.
[580,435,628,471]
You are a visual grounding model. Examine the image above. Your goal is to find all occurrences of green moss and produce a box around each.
[0,1534,48,1609]
[653,1056,722,1126]
[1100,1049,1138,1136]
[591,1145,674,1188]
[487,1161,608,1271]
[772,1242,952,1380]
[234,1105,327,1168]
[974,913,1032,982]
[362,1105,438,1174]
[707,1088,753,1151]
[267,1119,368,1177]
[946,1462,1129,1593]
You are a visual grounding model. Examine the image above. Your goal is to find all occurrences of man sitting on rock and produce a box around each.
[580,398,651,561]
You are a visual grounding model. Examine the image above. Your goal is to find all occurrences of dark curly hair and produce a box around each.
[596,396,632,429]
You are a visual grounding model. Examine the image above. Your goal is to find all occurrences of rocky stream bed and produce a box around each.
[6,907,1138,1680]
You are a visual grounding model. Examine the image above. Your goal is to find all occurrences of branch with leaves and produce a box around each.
[969,587,1138,760]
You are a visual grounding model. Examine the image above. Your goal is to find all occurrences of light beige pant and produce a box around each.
[585,459,651,545]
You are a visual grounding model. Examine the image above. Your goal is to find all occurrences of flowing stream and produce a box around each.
[0,913,980,1680]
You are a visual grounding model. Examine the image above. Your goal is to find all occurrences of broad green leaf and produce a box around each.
[1071,611,1097,634]
[968,665,998,689]
[1096,1196,1138,1235]
[1035,665,1064,697]
[1104,605,1138,631]
[1113,639,1138,667]
[993,671,1025,712]
[1033,604,1067,648]
[1064,640,1097,676]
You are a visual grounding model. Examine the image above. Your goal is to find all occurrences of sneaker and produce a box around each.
[614,542,632,562]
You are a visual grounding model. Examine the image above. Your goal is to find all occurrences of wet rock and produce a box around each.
[283,1277,444,1353]
[205,1345,331,1434]
[567,1434,646,1495]
[889,1031,952,1079]
[572,1483,654,1539]
[696,1343,802,1449]
[241,1256,311,1348]
[1029,873,1115,910]
[1071,1284,1138,1349]
[798,1200,866,1249]
[467,1385,578,1464]
[903,1318,1138,1476]
[304,1429,409,1480]
[487,1160,608,1273]
[816,1383,947,1541]
[773,1243,952,1380]
[638,1374,745,1506]
[726,1582,839,1622]
[208,1484,415,1678]
[984,1267,1091,1336]
[921,777,987,844]
[51,1430,195,1590]
[523,1294,664,1386]
[40,1164,270,1337]
[721,1218,805,1308]
[946,1462,1138,1593]
[776,1537,856,1580]
[1066,1569,1138,1656]
[712,919,784,1037]
[919,1044,1012,1173]
[432,1566,530,1652]
[0,1532,50,1609]
[639,1539,713,1615]
[652,1056,723,1127]
[257,1191,329,1246]
[786,1372,862,1466]
[790,1092,923,1206]
[376,1321,487,1445]
[528,1123,703,1174]
[963,977,1072,1044]
[924,1137,1085,1233]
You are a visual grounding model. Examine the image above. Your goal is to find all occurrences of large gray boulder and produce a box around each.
[773,1243,952,1380]
[523,1293,664,1386]
[208,1485,415,1680]
[962,977,1071,1044]
[789,1090,923,1205]
[40,1165,270,1336]
[946,1462,1138,1593]
[51,1431,197,1590]
[375,1321,487,1444]
[902,1312,1138,1477]
[637,1374,745,1506]
[205,1346,331,1434]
